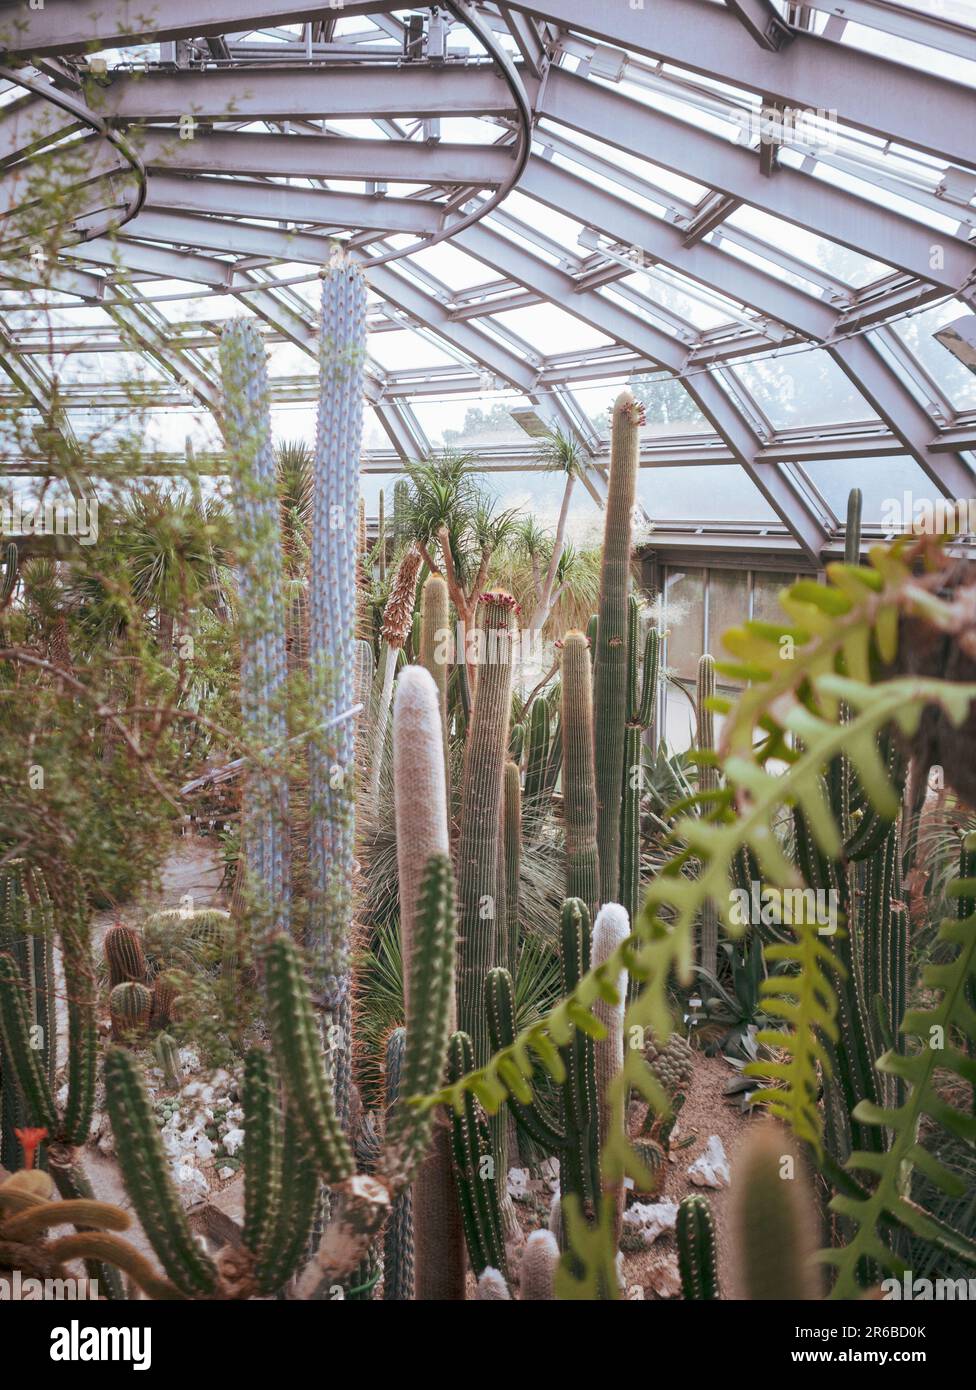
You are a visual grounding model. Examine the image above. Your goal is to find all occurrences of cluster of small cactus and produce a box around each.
[644,1030,694,1093]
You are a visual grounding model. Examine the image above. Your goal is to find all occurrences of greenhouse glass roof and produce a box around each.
[1,0,974,559]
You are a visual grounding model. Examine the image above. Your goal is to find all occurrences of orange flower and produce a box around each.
[14,1126,48,1170]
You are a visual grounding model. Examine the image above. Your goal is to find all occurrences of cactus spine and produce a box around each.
[696,654,720,975]
[621,600,658,932]
[109,982,152,1042]
[308,258,367,1025]
[561,632,600,921]
[456,593,516,1067]
[593,391,642,905]
[392,665,464,1299]
[677,1193,719,1299]
[447,1030,506,1278]
[219,318,291,941]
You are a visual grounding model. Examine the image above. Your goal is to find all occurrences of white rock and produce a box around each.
[539,1157,560,1192]
[507,1168,530,1201]
[172,1161,209,1206]
[218,1167,235,1181]
[687,1135,730,1189]
[622,1200,678,1247]
[182,1081,202,1099]
[161,1130,183,1158]
[223,1126,245,1156]
[195,1135,216,1162]
[645,1252,682,1299]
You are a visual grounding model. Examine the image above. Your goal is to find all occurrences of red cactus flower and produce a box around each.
[15,1126,48,1170]
[478,591,522,615]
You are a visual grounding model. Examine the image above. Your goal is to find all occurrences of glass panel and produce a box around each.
[751,571,800,626]
[733,351,879,428]
[476,470,602,541]
[410,395,533,450]
[663,567,704,680]
[894,302,976,413]
[664,680,697,755]
[638,466,779,522]
[707,569,749,684]
[800,456,951,520]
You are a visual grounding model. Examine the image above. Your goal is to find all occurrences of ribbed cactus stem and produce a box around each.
[520,1228,559,1300]
[370,544,423,798]
[383,1027,414,1300]
[561,632,600,921]
[447,1030,506,1279]
[559,898,600,1215]
[677,1193,719,1300]
[1,539,17,606]
[456,593,516,1067]
[308,257,367,1014]
[104,924,146,989]
[264,933,355,1184]
[154,1033,182,1090]
[730,1122,820,1300]
[242,1048,281,1258]
[219,317,291,941]
[109,982,152,1042]
[104,1047,219,1296]
[621,602,658,932]
[420,573,451,789]
[591,904,628,1153]
[392,665,464,1300]
[502,761,521,972]
[696,653,720,977]
[593,391,642,905]
[0,951,58,1135]
[845,486,863,566]
[377,487,387,583]
[475,1267,512,1300]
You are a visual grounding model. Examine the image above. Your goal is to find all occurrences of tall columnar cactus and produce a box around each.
[593,391,643,905]
[219,317,292,942]
[677,1193,719,1300]
[377,487,387,583]
[561,632,600,921]
[0,861,55,1170]
[369,544,423,798]
[109,982,152,1042]
[105,1047,220,1297]
[485,899,601,1225]
[447,1030,507,1279]
[382,1028,413,1301]
[729,1122,820,1300]
[621,599,658,933]
[0,877,117,1294]
[696,654,720,975]
[392,666,464,1300]
[1,539,18,607]
[308,257,367,1027]
[392,477,411,550]
[456,592,516,1068]
[845,486,863,565]
[502,761,521,973]
[419,572,451,789]
[591,902,629,1231]
[104,923,146,989]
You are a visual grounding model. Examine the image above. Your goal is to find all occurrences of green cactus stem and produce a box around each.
[502,761,521,973]
[696,654,720,976]
[242,1048,281,1259]
[109,982,152,1042]
[621,600,658,932]
[677,1193,719,1300]
[730,1122,820,1300]
[447,1030,507,1279]
[561,631,600,921]
[104,923,147,989]
[593,391,642,905]
[104,1047,219,1297]
[520,1228,559,1300]
[456,592,516,1068]
[382,1027,414,1301]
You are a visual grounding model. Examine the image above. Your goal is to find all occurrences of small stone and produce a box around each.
[621,1200,678,1247]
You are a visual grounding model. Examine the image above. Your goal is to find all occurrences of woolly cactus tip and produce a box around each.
[393,661,439,707]
[592,903,630,959]
[613,388,646,427]
[475,1267,512,1300]
[478,590,521,615]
